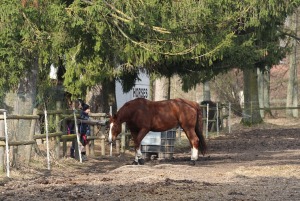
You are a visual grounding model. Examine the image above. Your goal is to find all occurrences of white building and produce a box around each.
[115,71,150,110]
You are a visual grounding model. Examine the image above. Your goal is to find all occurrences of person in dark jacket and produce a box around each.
[79,103,91,158]
[70,100,91,161]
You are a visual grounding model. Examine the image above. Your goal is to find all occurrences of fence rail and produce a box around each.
[0,102,109,174]
[2,101,299,174]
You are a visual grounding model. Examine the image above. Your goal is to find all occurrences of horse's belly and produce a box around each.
[150,116,178,131]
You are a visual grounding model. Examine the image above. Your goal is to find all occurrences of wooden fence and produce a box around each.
[0,101,114,174]
[0,101,234,172]
[201,103,231,138]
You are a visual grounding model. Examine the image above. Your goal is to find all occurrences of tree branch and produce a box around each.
[279,29,300,41]
[81,0,171,34]
[113,20,196,56]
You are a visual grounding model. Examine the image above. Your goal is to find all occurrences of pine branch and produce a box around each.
[279,29,300,41]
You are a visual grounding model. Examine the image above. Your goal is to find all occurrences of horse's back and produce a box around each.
[126,98,199,112]
[122,98,200,118]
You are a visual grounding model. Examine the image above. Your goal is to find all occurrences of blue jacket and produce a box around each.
[79,111,90,135]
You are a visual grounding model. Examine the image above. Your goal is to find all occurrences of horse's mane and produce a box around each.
[116,98,148,122]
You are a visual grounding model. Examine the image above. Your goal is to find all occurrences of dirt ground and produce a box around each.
[0,117,300,201]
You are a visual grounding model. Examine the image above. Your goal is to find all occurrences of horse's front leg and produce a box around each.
[132,145,144,165]
[131,130,148,165]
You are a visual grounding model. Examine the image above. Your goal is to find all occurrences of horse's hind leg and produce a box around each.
[184,129,199,164]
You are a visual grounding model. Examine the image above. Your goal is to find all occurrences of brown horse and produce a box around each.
[108,98,207,165]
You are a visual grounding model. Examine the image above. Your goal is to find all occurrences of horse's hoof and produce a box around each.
[132,161,138,165]
[138,158,145,165]
[189,160,196,166]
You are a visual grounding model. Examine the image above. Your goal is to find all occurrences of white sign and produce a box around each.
[116,71,150,110]
[49,64,58,80]
[132,87,148,99]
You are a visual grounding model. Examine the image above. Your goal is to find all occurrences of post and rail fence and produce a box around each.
[1,100,297,174]
[0,101,113,174]
[0,101,231,174]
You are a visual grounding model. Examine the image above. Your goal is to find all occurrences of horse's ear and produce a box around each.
[106,113,117,121]
[110,114,117,121]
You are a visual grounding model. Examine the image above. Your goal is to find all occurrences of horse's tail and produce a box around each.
[195,105,207,156]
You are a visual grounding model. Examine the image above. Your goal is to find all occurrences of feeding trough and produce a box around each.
[141,129,176,159]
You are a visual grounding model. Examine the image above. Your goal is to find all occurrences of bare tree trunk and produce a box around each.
[286,10,299,118]
[257,68,264,117]
[86,78,117,114]
[153,77,169,101]
[203,81,211,101]
[167,77,171,100]
[258,67,272,118]
[211,70,243,116]
[242,68,263,125]
[4,58,38,167]
[263,68,272,117]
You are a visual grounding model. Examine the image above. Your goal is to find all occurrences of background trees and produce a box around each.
[1,0,299,165]
[286,8,300,118]
[1,0,299,115]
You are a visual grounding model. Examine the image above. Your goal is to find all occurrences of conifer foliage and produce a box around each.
[0,0,299,100]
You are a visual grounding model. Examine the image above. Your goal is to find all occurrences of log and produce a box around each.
[60,134,101,141]
[61,134,76,141]
[0,140,36,146]
[87,136,101,140]
[0,115,39,120]
[77,119,107,126]
[36,110,64,115]
[89,113,107,117]
[0,133,65,141]
[33,132,64,139]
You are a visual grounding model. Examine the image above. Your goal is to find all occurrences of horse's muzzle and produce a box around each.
[108,136,115,143]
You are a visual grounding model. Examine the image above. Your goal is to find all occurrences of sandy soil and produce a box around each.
[0,118,300,201]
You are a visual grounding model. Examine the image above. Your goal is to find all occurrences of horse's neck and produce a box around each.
[116,108,131,123]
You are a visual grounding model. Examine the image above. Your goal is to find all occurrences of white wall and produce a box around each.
[115,71,150,110]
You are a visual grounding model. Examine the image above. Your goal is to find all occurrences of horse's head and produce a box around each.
[108,114,121,143]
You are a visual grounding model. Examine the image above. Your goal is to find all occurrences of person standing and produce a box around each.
[70,100,91,161]
[78,103,91,160]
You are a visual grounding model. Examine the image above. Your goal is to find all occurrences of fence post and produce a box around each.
[25,108,38,165]
[216,102,219,135]
[202,106,206,138]
[121,123,126,153]
[116,137,120,155]
[206,104,209,138]
[251,101,253,125]
[177,126,182,143]
[62,139,67,157]
[89,125,96,156]
[100,135,105,156]
[55,101,62,158]
[228,102,231,133]
[0,115,4,173]
[109,106,112,156]
[62,108,67,157]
